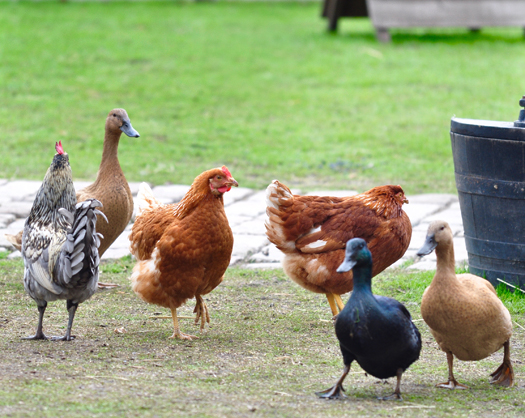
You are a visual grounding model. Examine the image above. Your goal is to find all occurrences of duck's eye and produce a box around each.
[440,226,445,231]
[113,113,117,117]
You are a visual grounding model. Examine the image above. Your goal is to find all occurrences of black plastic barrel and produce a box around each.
[450,115,525,290]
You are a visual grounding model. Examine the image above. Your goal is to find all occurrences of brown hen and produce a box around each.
[265,181,412,316]
[129,166,238,340]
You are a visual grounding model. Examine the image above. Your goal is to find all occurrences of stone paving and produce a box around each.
[0,180,467,271]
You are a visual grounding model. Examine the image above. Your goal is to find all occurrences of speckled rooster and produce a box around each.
[22,141,105,341]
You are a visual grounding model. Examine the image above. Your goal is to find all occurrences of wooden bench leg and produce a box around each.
[376,27,391,42]
[326,0,342,32]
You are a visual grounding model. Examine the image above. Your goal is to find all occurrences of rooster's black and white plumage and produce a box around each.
[22,141,105,341]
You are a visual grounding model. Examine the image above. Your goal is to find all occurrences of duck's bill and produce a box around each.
[416,235,437,257]
[337,259,357,273]
[120,121,140,138]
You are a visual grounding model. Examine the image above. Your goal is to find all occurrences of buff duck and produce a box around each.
[417,220,514,389]
[316,238,421,400]
[76,108,139,257]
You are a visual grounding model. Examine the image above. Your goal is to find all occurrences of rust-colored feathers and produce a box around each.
[265,180,412,313]
[129,167,238,340]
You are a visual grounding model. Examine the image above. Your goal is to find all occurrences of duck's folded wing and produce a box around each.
[374,295,413,320]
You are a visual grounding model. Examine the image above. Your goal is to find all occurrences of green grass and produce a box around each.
[1,2,524,192]
[0,258,524,417]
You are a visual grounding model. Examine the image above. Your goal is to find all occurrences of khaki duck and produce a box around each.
[76,108,139,258]
[417,220,514,389]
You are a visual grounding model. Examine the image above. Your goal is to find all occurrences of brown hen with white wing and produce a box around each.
[265,180,412,316]
[129,166,238,340]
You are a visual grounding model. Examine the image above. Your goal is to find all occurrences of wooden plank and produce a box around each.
[321,0,368,18]
[367,1,525,28]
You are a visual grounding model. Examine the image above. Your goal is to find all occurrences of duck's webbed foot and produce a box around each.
[436,379,468,390]
[379,392,402,401]
[490,340,514,387]
[316,363,351,399]
[490,362,514,387]
[315,383,347,399]
[378,369,403,401]
[437,351,468,389]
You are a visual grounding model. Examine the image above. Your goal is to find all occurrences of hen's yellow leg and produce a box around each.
[194,295,210,331]
[325,293,339,317]
[334,294,345,312]
[169,308,198,340]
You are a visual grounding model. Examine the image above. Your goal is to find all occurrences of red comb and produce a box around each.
[221,166,232,177]
[55,141,64,155]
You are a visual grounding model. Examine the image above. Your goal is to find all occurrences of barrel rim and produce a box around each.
[451,117,525,141]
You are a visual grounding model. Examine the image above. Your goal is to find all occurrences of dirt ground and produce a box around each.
[0,260,523,417]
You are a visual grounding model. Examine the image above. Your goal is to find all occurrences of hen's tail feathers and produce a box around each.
[136,182,162,217]
[55,199,104,289]
[265,180,294,211]
[265,180,296,253]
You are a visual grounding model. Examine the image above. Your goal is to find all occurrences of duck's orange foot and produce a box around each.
[490,360,514,387]
[436,380,468,390]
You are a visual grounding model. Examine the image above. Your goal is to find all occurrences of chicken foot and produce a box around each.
[194,295,210,331]
[50,300,78,341]
[315,363,350,399]
[22,303,48,340]
[334,294,345,312]
[326,293,346,318]
[437,351,468,389]
[169,308,198,340]
[378,368,403,401]
[489,340,514,387]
